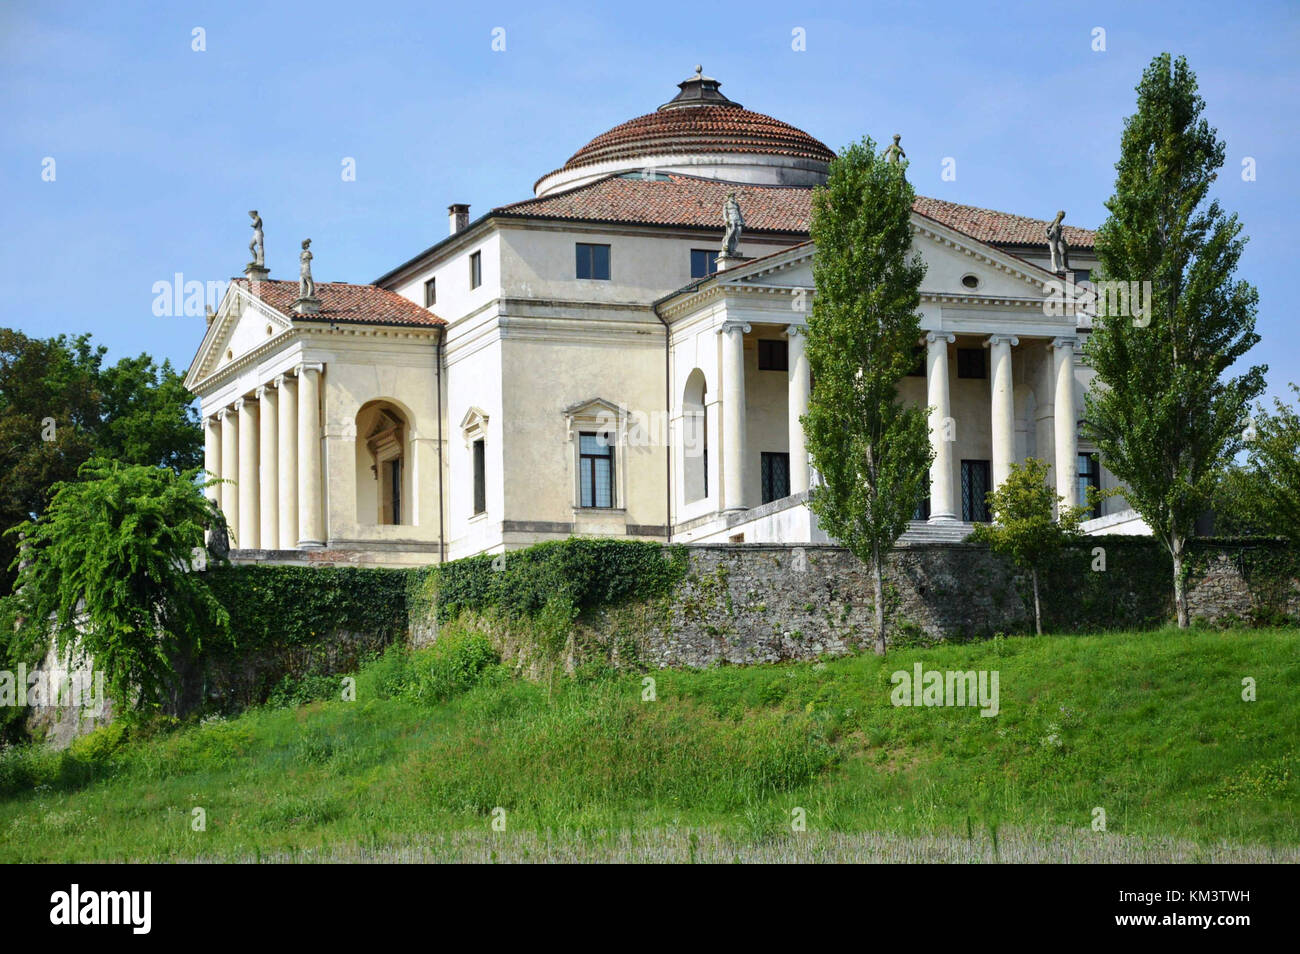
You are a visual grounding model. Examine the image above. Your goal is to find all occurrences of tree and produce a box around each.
[6,460,229,711]
[0,330,202,594]
[969,458,1089,636]
[1215,385,1300,541]
[804,137,932,655]
[1084,54,1265,628]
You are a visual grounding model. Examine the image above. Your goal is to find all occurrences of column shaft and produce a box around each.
[237,398,259,549]
[988,335,1018,490]
[219,408,239,542]
[926,333,957,521]
[787,325,810,495]
[277,374,299,548]
[719,322,750,512]
[258,385,279,550]
[297,365,325,546]
[1053,338,1080,511]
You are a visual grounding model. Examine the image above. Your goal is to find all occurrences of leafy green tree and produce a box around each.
[0,330,201,594]
[1084,54,1265,628]
[6,460,229,711]
[970,458,1089,636]
[1215,385,1300,541]
[804,138,932,655]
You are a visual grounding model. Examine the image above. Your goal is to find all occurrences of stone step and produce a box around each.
[899,521,975,543]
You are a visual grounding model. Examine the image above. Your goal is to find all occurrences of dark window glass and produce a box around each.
[690,249,719,278]
[907,345,926,376]
[579,432,615,507]
[388,458,401,524]
[1078,452,1101,519]
[423,277,436,307]
[758,339,789,371]
[472,439,486,515]
[961,459,991,522]
[1073,269,1091,285]
[761,452,791,504]
[469,252,482,289]
[957,347,986,379]
[913,495,931,521]
[576,243,611,280]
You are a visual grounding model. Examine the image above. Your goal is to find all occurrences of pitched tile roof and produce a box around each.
[234,279,444,327]
[913,195,1096,249]
[495,174,1097,250]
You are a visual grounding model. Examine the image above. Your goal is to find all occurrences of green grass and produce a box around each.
[1,625,1297,862]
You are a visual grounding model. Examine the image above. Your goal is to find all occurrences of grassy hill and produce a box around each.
[1,625,1297,862]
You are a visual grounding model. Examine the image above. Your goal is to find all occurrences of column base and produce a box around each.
[296,539,326,548]
[927,512,959,524]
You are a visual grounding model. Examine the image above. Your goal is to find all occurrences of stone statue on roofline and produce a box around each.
[720,193,745,259]
[299,239,315,300]
[1046,210,1070,273]
[883,133,905,165]
[248,210,264,267]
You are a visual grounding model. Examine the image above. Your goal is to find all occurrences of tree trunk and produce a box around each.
[1171,535,1189,628]
[872,550,886,656]
[1031,568,1043,636]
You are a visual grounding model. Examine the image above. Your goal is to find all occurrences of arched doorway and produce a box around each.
[356,400,412,526]
[683,369,708,503]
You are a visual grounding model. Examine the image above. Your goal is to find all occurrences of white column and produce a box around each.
[786,323,810,495]
[219,407,239,542]
[925,332,958,521]
[719,320,750,512]
[988,335,1019,489]
[257,384,279,550]
[297,363,325,546]
[236,397,259,549]
[203,415,221,504]
[1052,337,1080,512]
[276,373,299,549]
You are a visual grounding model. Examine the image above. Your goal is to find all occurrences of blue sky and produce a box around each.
[2,0,1296,401]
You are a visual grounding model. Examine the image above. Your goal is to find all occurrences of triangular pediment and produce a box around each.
[184,284,295,392]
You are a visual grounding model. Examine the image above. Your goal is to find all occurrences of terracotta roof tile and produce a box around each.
[496,174,1096,251]
[234,279,444,327]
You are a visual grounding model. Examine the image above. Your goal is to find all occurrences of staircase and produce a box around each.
[899,520,975,544]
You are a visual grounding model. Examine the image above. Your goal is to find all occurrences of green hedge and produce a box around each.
[417,538,689,624]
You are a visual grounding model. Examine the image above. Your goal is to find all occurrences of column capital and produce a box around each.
[295,362,325,376]
[273,373,292,388]
[785,323,808,340]
[718,320,751,337]
[254,385,271,400]
[233,397,248,411]
[985,334,1019,348]
[925,331,956,345]
[1051,336,1079,351]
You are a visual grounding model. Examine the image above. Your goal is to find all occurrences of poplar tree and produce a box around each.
[804,138,931,655]
[1085,54,1265,628]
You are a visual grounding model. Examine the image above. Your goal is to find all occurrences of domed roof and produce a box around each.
[534,68,834,196]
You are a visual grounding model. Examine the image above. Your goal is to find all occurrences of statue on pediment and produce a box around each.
[1046,210,1070,273]
[721,193,744,258]
[248,210,265,267]
[299,239,315,300]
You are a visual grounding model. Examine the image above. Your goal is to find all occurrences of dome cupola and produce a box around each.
[534,67,833,197]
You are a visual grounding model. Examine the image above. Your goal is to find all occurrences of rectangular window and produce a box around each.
[1078,452,1102,519]
[957,348,986,379]
[758,339,789,371]
[472,438,486,515]
[761,452,791,504]
[469,251,482,290]
[912,495,931,521]
[961,459,991,522]
[423,277,436,307]
[690,248,719,278]
[1073,269,1091,286]
[579,432,615,508]
[575,243,611,280]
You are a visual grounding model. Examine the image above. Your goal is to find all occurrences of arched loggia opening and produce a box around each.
[683,369,708,503]
[356,400,413,526]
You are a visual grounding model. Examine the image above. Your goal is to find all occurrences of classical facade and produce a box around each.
[185,68,1142,566]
